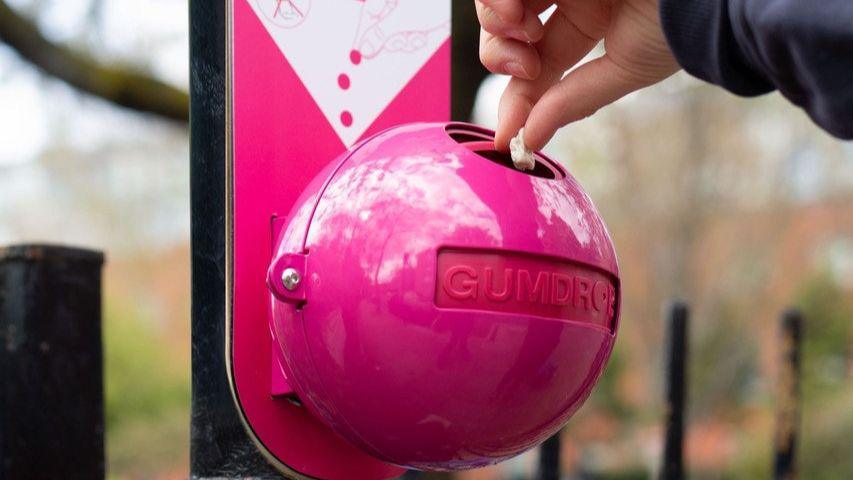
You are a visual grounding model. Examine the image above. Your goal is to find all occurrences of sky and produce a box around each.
[0,0,190,249]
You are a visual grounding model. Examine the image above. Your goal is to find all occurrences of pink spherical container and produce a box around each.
[266,122,621,471]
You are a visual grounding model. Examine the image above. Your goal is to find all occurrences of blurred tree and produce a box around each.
[0,1,487,123]
[103,294,190,476]
[797,272,851,393]
[0,0,188,121]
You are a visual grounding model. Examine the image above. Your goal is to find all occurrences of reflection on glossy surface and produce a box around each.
[269,123,621,470]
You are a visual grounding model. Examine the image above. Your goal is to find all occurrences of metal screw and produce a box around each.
[281,267,301,291]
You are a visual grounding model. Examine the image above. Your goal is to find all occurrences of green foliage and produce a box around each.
[584,470,649,480]
[588,342,633,420]
[103,298,189,478]
[795,272,852,479]
[729,273,852,479]
[796,272,851,397]
[728,436,773,480]
[689,300,759,417]
[798,390,853,479]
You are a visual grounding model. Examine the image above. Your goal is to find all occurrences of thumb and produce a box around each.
[523,55,647,151]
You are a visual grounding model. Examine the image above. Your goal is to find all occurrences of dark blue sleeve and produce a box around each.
[660,0,853,139]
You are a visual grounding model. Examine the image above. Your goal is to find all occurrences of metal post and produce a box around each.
[0,244,105,479]
[189,1,283,478]
[451,1,489,121]
[774,309,802,480]
[537,431,562,480]
[661,301,689,480]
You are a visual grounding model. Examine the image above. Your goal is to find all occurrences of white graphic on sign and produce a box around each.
[249,0,450,146]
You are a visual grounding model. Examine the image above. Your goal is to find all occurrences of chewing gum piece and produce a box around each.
[509,128,535,171]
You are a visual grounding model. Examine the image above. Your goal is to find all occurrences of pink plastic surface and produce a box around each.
[231,0,448,477]
[435,248,617,329]
[269,123,621,470]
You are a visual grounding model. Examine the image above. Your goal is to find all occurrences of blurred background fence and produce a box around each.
[0,1,850,478]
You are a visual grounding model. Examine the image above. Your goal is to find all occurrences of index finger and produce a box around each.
[494,8,600,150]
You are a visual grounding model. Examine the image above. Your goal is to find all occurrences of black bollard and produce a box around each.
[0,244,105,479]
[537,431,562,480]
[661,301,689,480]
[773,309,802,480]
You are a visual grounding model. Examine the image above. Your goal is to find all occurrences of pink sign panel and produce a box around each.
[227,0,451,478]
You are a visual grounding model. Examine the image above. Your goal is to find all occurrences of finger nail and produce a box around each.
[504,61,529,79]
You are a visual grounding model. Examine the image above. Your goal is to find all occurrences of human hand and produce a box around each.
[476,0,680,151]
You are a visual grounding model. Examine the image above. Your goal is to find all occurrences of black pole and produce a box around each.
[0,244,105,479]
[451,1,490,121]
[189,1,283,478]
[537,431,562,480]
[661,301,689,480]
[773,309,802,480]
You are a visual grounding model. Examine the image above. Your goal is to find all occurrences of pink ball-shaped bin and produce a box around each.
[267,122,620,471]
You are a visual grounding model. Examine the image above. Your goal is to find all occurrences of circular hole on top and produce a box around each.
[444,124,564,180]
[473,149,558,180]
